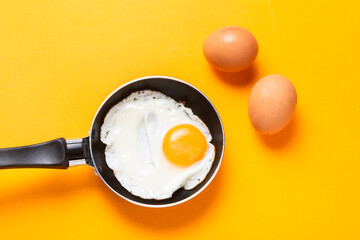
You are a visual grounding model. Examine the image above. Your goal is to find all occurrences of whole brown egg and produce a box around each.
[248,74,297,135]
[203,26,258,72]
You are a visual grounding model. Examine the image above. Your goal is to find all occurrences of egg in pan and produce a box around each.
[101,90,215,200]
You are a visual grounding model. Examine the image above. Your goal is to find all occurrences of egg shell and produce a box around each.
[203,26,258,72]
[248,74,297,135]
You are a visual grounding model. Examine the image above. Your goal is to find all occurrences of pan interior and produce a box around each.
[90,77,224,206]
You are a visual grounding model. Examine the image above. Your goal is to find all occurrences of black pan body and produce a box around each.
[89,76,224,207]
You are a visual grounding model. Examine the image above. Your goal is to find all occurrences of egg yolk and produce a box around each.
[163,124,207,167]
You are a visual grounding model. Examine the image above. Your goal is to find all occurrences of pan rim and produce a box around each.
[89,75,225,208]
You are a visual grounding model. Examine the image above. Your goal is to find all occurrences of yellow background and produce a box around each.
[0,0,359,239]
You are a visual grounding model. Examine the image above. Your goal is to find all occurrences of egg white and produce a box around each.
[100,90,215,200]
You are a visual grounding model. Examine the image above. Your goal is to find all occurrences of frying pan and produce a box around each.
[0,76,225,207]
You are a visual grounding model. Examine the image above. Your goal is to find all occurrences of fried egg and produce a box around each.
[100,90,215,200]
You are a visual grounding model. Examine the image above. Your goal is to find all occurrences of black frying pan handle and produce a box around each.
[0,138,89,169]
